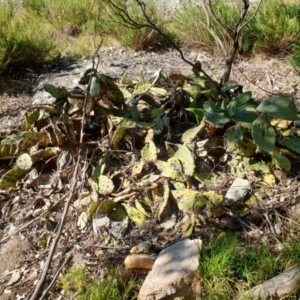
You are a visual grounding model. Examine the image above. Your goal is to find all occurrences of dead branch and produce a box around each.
[220,0,250,84]
[200,1,228,56]
[206,0,233,46]
[104,0,221,92]
[39,253,73,299]
[28,43,103,300]
[241,0,263,31]
[201,0,262,84]
[202,0,259,55]
[28,162,80,299]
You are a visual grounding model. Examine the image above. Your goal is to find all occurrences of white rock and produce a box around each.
[138,238,202,300]
[225,178,251,203]
[92,216,110,235]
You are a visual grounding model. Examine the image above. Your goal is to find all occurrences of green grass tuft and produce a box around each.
[198,232,300,299]
[0,1,57,74]
[59,266,138,300]
[243,0,300,54]
[104,0,177,51]
[173,0,239,54]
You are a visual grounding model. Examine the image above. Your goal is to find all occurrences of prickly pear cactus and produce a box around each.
[172,189,207,213]
[44,84,69,99]
[278,137,300,155]
[252,114,276,152]
[0,167,28,189]
[16,153,33,170]
[257,96,297,121]
[0,144,18,159]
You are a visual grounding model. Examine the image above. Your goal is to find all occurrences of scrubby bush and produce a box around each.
[23,0,104,34]
[104,0,177,51]
[174,0,300,55]
[245,0,300,54]
[0,1,56,75]
[173,0,239,54]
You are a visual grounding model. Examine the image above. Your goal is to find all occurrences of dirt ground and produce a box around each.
[1,47,300,299]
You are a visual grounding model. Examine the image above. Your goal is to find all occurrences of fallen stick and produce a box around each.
[28,43,103,300]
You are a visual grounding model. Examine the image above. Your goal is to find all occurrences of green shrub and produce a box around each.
[105,0,177,51]
[242,0,300,54]
[23,0,104,34]
[0,2,56,74]
[59,266,138,300]
[289,40,300,73]
[173,0,239,54]
[1,0,300,74]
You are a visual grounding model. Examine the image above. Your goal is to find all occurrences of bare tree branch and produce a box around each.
[200,1,228,56]
[220,0,250,84]
[104,0,222,92]
[206,0,233,43]
[240,0,263,30]
[28,42,103,300]
[106,0,260,89]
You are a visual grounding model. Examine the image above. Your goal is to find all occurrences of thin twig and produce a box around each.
[235,64,289,96]
[240,0,263,31]
[207,0,232,41]
[104,0,223,93]
[28,43,103,300]
[39,253,73,299]
[264,212,279,238]
[29,186,76,299]
[200,1,228,56]
[221,0,250,84]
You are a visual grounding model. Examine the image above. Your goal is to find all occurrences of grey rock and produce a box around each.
[130,241,151,254]
[31,46,203,106]
[33,59,89,105]
[32,54,132,105]
[138,238,202,300]
[92,215,129,238]
[225,178,251,203]
[92,216,110,235]
[110,218,129,238]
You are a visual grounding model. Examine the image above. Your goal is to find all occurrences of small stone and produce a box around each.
[130,241,151,254]
[94,250,105,257]
[225,178,251,204]
[124,254,156,270]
